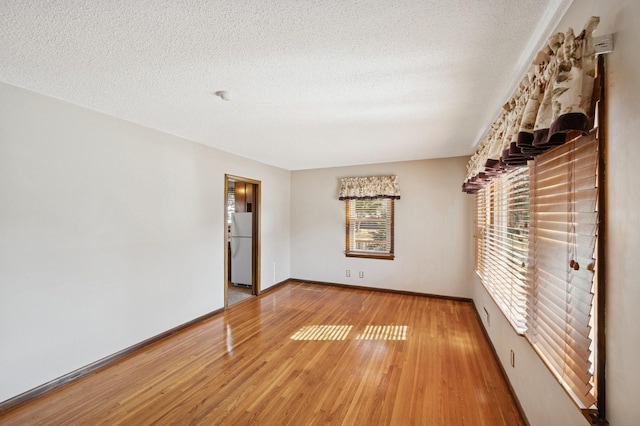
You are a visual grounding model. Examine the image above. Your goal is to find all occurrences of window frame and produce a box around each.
[345,198,395,260]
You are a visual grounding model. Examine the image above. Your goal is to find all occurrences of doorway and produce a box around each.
[225,174,261,307]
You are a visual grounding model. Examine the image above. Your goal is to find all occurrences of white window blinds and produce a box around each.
[346,199,394,258]
[227,185,235,225]
[475,167,530,334]
[340,175,398,260]
[526,132,599,409]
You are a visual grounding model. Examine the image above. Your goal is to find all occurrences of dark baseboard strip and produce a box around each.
[291,278,473,304]
[0,306,225,414]
[470,301,530,426]
[258,278,292,295]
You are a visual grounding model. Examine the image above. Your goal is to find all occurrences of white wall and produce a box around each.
[291,158,475,298]
[473,1,640,424]
[0,82,290,403]
[474,280,590,425]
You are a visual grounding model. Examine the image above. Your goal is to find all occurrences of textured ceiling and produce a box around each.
[1,0,572,170]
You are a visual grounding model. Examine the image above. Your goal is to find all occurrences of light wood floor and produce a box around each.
[0,281,525,425]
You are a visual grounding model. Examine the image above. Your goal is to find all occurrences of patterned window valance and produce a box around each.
[462,16,600,194]
[338,175,400,200]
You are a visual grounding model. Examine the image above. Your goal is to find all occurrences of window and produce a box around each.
[474,132,602,412]
[345,198,394,260]
[339,175,400,260]
[468,23,604,420]
[227,185,235,225]
[526,132,600,410]
[475,166,530,334]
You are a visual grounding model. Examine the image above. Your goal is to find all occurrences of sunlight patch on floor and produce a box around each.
[356,325,407,341]
[290,325,407,341]
[291,325,353,341]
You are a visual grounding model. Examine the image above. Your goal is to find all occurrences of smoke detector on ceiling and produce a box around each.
[214,91,232,101]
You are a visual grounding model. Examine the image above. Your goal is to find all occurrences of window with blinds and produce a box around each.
[472,52,605,420]
[475,167,530,334]
[475,131,601,412]
[227,185,235,225]
[526,132,599,409]
[345,199,394,260]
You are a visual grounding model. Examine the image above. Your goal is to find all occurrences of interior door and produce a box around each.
[224,175,261,307]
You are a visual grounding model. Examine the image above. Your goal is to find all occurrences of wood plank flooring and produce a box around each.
[0,281,525,425]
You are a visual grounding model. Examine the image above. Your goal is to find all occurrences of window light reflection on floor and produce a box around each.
[290,325,407,341]
[356,325,407,341]
[290,325,353,341]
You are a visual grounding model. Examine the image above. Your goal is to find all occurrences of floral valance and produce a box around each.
[462,16,600,194]
[338,175,400,200]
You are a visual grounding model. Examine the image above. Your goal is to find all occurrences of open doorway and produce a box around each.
[225,174,261,307]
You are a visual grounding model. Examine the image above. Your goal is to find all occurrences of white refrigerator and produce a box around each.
[230,212,252,287]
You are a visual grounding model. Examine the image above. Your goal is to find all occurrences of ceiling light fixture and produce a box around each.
[214,90,232,101]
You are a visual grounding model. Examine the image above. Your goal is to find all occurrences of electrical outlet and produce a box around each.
[359,271,364,278]
[346,270,351,277]
[483,307,490,326]
[510,350,515,368]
